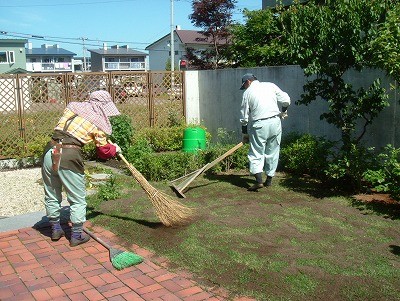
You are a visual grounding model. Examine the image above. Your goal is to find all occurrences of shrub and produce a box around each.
[135,124,211,152]
[280,133,334,177]
[202,143,248,173]
[109,115,134,151]
[363,144,400,201]
[123,137,155,168]
[25,134,51,159]
[82,141,97,161]
[136,151,203,181]
[325,143,378,192]
[136,125,186,152]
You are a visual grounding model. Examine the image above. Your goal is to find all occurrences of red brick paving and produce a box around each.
[0,221,257,301]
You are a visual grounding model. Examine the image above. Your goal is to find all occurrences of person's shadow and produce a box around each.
[389,245,400,256]
[32,206,72,238]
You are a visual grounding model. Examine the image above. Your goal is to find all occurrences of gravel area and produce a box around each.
[0,167,45,217]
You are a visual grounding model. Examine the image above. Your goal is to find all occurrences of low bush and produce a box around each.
[135,151,204,181]
[325,143,378,192]
[109,115,134,151]
[363,144,400,200]
[280,132,334,177]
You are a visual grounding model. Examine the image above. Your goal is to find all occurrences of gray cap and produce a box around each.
[240,73,257,90]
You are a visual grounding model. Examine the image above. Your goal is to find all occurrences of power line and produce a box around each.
[0,30,151,46]
[0,0,138,8]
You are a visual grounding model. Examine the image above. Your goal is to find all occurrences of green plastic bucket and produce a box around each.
[182,127,206,153]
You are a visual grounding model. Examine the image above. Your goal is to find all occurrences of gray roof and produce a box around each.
[145,30,228,50]
[26,48,76,56]
[88,48,147,56]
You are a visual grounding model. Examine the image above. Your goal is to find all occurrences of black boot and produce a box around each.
[264,176,273,187]
[248,173,264,191]
[70,223,90,247]
[50,220,65,241]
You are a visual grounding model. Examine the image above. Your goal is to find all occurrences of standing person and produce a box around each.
[239,74,291,191]
[41,90,121,247]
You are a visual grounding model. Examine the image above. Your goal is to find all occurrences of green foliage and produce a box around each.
[134,124,211,152]
[82,141,97,161]
[325,143,378,192]
[363,145,400,200]
[97,175,121,201]
[135,125,186,152]
[281,0,393,150]
[227,8,289,67]
[123,137,155,168]
[203,144,248,173]
[136,151,204,181]
[280,133,334,177]
[109,115,134,151]
[369,3,400,82]
[24,134,50,159]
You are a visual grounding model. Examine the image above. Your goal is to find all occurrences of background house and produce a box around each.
[88,44,147,72]
[25,43,76,73]
[262,0,308,9]
[0,39,28,74]
[145,29,220,71]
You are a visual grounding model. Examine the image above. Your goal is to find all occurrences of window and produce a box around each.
[0,51,14,63]
[0,51,6,63]
[0,51,15,64]
[8,51,15,63]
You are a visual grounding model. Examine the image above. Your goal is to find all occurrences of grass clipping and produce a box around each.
[120,154,194,227]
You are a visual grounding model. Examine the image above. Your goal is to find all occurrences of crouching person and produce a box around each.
[41,90,121,247]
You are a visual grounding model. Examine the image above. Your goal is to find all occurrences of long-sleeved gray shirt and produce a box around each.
[240,80,291,126]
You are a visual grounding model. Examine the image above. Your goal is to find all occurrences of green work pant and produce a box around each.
[41,148,86,224]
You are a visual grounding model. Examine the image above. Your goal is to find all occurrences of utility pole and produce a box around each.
[80,37,88,72]
[170,0,174,72]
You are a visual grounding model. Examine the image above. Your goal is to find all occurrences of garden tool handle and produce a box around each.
[107,139,136,171]
[83,227,112,250]
[203,142,244,173]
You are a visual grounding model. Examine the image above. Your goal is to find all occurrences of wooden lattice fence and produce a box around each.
[0,71,185,159]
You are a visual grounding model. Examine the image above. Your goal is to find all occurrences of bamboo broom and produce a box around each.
[112,144,194,227]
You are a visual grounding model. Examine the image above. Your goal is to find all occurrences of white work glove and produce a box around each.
[242,134,249,144]
[279,112,288,120]
[113,143,121,154]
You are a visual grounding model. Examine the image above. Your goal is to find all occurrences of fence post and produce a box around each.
[148,72,154,127]
[15,74,26,147]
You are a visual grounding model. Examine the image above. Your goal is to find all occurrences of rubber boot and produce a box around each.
[50,220,65,241]
[70,223,90,247]
[248,173,264,191]
[264,176,273,187]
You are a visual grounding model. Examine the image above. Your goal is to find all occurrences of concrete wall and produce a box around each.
[185,66,399,150]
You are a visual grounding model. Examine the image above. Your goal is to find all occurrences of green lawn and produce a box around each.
[86,164,400,301]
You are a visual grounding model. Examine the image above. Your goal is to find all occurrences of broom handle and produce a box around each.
[83,227,112,250]
[202,142,243,173]
[107,140,137,172]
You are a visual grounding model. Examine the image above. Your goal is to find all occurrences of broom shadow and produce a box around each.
[86,209,164,229]
[32,206,164,236]
[183,173,252,194]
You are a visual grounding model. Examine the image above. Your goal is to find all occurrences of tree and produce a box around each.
[369,3,400,83]
[281,0,397,149]
[226,8,289,67]
[188,0,236,69]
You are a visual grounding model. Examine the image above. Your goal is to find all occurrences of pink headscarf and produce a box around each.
[67,90,120,134]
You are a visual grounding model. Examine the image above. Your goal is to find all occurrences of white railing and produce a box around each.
[26,62,73,72]
[104,62,146,71]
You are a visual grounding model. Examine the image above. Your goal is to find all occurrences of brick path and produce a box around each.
[0,221,256,301]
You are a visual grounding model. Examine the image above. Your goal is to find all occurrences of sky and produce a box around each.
[0,0,261,56]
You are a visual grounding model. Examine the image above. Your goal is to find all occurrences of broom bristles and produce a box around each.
[126,162,194,227]
[111,251,143,270]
